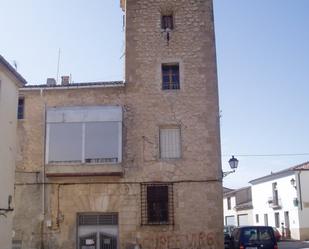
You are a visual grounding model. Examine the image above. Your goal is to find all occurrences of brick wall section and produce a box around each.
[13,0,223,248]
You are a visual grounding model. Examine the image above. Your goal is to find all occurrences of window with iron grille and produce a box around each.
[141,183,174,225]
[162,64,180,90]
[161,15,173,30]
[17,97,25,119]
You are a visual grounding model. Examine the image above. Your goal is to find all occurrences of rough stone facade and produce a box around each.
[13,0,223,248]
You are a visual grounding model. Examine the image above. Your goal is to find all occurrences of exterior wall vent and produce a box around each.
[78,213,118,226]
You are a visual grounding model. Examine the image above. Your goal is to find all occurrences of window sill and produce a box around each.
[45,163,123,177]
[159,157,182,161]
[141,222,173,226]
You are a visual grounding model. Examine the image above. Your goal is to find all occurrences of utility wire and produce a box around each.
[222,153,309,157]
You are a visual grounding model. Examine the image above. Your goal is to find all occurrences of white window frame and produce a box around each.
[46,106,122,165]
[159,125,181,159]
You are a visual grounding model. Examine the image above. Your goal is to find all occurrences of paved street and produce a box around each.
[279,241,309,249]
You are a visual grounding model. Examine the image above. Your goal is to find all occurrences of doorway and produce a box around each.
[284,211,291,239]
[77,213,118,249]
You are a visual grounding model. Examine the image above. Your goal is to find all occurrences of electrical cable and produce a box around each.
[222,153,309,157]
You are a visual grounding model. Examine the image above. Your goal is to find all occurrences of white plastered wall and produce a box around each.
[0,70,19,249]
[251,174,300,239]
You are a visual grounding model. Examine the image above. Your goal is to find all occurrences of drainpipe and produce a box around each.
[41,89,47,249]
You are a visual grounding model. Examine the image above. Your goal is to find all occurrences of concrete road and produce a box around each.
[278,241,309,249]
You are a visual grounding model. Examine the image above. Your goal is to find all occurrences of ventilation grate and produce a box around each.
[79,213,118,226]
[12,240,22,249]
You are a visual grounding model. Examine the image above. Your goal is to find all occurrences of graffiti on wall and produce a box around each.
[138,232,217,249]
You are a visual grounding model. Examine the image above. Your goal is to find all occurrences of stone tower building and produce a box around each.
[13,0,223,248]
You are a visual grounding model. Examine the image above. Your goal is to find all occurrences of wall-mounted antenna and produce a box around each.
[56,49,61,84]
[13,60,18,70]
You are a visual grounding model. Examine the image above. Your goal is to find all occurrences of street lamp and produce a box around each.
[290,178,297,189]
[222,156,239,178]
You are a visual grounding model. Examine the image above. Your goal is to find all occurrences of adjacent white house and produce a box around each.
[249,161,309,240]
[0,55,26,249]
[223,187,253,227]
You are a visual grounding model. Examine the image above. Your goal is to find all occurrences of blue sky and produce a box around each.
[214,0,309,188]
[1,0,308,189]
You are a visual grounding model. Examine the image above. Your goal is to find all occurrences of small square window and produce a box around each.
[141,183,174,225]
[161,15,173,30]
[162,64,180,90]
[17,97,25,119]
[160,127,181,159]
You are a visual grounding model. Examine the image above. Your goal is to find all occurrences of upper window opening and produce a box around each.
[227,197,231,210]
[160,126,181,159]
[46,106,122,165]
[162,64,180,90]
[17,97,25,119]
[161,15,173,30]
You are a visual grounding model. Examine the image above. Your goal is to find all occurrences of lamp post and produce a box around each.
[222,156,239,178]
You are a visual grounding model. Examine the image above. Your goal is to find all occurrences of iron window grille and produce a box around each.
[141,183,174,225]
[17,97,25,119]
[161,15,173,30]
[162,64,180,90]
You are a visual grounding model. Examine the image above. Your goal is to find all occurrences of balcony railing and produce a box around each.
[267,197,282,209]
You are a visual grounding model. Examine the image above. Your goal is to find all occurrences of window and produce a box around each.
[274,212,280,228]
[141,183,174,225]
[255,214,259,223]
[227,197,231,210]
[272,182,279,206]
[17,97,25,119]
[160,127,181,159]
[264,214,268,226]
[46,106,122,164]
[161,15,173,30]
[162,64,180,90]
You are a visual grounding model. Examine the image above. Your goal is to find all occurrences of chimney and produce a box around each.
[61,76,70,85]
[46,78,56,86]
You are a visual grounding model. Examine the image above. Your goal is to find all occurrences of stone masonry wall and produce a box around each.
[13,0,223,248]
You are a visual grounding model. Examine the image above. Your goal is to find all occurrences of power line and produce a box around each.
[222,153,309,157]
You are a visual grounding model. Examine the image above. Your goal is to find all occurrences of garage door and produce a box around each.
[238,214,249,226]
[225,216,236,226]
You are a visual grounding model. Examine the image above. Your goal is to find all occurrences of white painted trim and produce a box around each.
[45,124,50,164]
[20,83,125,91]
[118,122,122,163]
[82,123,86,163]
[47,106,123,123]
